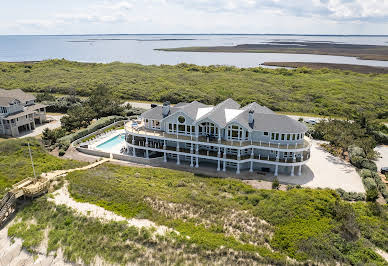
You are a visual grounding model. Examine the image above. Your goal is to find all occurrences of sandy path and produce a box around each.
[49,184,172,235]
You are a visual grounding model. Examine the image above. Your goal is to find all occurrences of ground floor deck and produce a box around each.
[125,137,310,176]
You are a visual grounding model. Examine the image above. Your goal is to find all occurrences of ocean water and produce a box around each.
[1,34,388,67]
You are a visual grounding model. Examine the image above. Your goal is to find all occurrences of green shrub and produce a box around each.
[360,169,373,179]
[350,155,364,168]
[366,187,379,202]
[336,188,365,201]
[286,184,295,191]
[363,178,377,191]
[360,160,377,172]
[373,131,388,145]
[58,149,66,157]
[272,178,280,190]
[349,145,366,158]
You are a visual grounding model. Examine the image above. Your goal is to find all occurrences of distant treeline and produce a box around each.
[0,59,387,119]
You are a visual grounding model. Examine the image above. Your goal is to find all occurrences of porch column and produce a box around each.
[195,156,199,168]
[132,136,136,157]
[298,165,302,176]
[237,149,241,160]
[190,155,194,167]
[290,166,295,176]
[217,159,220,171]
[223,149,227,172]
[163,140,167,162]
[249,148,254,173]
[218,128,221,143]
[145,137,149,159]
[177,154,180,165]
[195,125,199,141]
[236,163,240,174]
[274,164,279,176]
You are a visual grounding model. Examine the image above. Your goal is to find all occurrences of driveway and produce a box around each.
[124,101,152,110]
[278,139,365,193]
[19,114,63,138]
[375,145,388,172]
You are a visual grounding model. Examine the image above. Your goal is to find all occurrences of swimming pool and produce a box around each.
[96,134,125,153]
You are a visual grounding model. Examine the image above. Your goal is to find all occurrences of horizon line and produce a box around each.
[1,33,388,37]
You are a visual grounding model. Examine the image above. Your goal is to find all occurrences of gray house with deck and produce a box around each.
[125,99,310,176]
[0,89,47,137]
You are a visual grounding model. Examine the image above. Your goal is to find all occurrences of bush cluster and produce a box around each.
[40,95,84,113]
[360,169,388,200]
[335,188,365,201]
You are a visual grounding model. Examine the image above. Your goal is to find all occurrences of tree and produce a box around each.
[42,128,65,146]
[88,84,123,118]
[60,105,96,131]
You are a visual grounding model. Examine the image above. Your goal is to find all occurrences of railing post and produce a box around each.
[274,164,278,176]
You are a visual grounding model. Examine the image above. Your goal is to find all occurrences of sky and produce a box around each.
[1,0,388,35]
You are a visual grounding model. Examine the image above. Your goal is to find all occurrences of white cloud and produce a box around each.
[168,0,388,21]
[2,0,387,34]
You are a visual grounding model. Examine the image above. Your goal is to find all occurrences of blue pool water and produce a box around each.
[96,134,125,152]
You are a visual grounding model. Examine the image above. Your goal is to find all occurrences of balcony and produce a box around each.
[129,139,310,165]
[125,123,310,151]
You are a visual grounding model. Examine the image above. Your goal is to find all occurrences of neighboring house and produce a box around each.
[0,89,47,137]
[125,99,311,176]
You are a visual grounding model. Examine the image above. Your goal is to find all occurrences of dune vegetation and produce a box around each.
[0,138,86,197]
[9,163,388,265]
[0,60,387,119]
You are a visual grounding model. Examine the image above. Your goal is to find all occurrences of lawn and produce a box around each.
[9,163,388,265]
[0,60,387,119]
[0,138,86,197]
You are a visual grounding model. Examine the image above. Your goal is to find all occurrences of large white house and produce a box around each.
[125,99,310,176]
[0,89,47,137]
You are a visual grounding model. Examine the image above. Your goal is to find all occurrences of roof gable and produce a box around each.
[0,89,36,104]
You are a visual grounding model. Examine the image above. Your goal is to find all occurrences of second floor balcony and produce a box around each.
[125,123,310,152]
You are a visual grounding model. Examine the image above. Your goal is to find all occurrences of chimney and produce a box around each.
[162,101,170,117]
[248,110,254,126]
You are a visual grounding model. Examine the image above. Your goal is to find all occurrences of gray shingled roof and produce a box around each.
[174,102,189,107]
[140,99,307,133]
[178,101,208,120]
[142,101,208,121]
[141,106,181,120]
[25,103,47,111]
[242,102,274,114]
[0,97,17,107]
[0,89,36,104]
[196,98,240,127]
[3,109,36,120]
[230,111,306,133]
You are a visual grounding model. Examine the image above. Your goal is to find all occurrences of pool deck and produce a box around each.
[88,129,126,154]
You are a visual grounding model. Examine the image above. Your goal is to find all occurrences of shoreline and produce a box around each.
[156,41,388,61]
[262,62,388,74]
